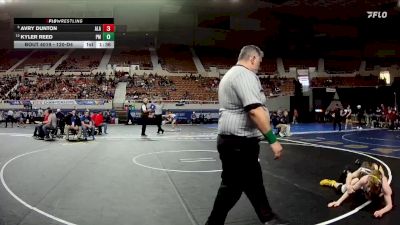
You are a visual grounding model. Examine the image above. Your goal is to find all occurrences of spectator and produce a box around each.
[332,104,342,131]
[206,113,211,124]
[103,110,111,134]
[356,105,364,129]
[81,111,95,140]
[127,105,135,124]
[94,112,106,135]
[5,109,14,128]
[64,110,82,140]
[388,108,397,130]
[344,105,352,130]
[191,111,197,124]
[56,109,65,135]
[292,109,298,124]
[90,111,97,124]
[33,109,49,139]
[38,108,43,117]
[43,109,57,140]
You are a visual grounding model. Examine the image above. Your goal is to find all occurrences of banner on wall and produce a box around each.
[6,99,108,106]
[326,88,336,93]
[34,99,107,105]
[7,100,31,105]
[33,100,76,105]
[75,100,107,105]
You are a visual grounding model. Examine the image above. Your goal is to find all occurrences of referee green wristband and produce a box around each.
[263,130,277,144]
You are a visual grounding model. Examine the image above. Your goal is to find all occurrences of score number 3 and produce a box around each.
[102,24,115,32]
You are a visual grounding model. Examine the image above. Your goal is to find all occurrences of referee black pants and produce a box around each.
[141,116,148,135]
[5,115,13,128]
[155,115,164,133]
[333,118,341,131]
[206,135,274,225]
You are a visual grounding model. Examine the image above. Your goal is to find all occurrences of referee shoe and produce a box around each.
[264,216,289,225]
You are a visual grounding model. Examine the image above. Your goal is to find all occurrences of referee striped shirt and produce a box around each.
[218,65,267,137]
[154,103,163,115]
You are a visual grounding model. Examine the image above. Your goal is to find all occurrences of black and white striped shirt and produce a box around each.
[141,103,149,118]
[218,65,267,137]
[154,103,163,115]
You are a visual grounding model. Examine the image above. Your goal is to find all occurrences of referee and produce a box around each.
[141,98,150,136]
[206,45,287,225]
[154,99,164,134]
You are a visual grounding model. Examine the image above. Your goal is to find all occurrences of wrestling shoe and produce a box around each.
[354,159,362,167]
[320,179,337,187]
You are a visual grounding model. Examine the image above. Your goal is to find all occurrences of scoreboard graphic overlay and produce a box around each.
[14,18,115,49]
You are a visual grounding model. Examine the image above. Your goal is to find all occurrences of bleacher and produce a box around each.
[260,77,295,96]
[0,50,31,71]
[109,48,152,69]
[260,59,278,75]
[324,59,361,73]
[2,45,398,103]
[366,59,399,70]
[310,75,380,88]
[17,50,65,69]
[14,75,115,100]
[0,75,18,99]
[283,59,317,70]
[57,50,104,71]
[125,74,173,100]
[169,76,218,101]
[158,45,197,72]
[195,46,237,71]
[125,74,218,102]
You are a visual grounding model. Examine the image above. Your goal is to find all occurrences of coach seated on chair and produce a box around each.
[33,108,49,139]
[56,109,65,135]
[94,112,106,135]
[43,109,57,140]
[81,111,95,141]
[64,110,82,140]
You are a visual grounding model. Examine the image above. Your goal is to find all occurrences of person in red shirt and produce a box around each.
[33,108,49,139]
[388,108,397,130]
[94,112,105,134]
[381,104,388,127]
[90,111,97,123]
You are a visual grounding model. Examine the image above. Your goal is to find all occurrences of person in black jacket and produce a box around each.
[64,110,82,139]
[103,110,111,134]
[332,104,342,131]
[56,109,65,135]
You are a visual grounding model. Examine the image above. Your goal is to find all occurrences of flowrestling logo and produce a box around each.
[367,11,388,18]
